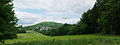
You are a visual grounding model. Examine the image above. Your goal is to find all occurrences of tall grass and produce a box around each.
[0,31,120,45]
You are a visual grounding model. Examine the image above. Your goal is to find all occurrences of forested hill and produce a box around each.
[22,22,63,30]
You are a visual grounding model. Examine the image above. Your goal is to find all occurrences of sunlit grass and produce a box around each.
[0,31,120,45]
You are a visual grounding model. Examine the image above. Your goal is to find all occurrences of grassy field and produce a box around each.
[0,31,120,45]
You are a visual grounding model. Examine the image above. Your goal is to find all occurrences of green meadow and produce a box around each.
[0,31,120,45]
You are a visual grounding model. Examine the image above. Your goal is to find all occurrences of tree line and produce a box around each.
[40,0,120,36]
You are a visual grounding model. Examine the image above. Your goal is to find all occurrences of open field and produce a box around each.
[0,31,120,45]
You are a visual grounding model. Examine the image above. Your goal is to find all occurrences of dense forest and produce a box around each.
[39,0,120,36]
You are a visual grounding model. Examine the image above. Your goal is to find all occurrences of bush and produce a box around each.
[17,30,26,33]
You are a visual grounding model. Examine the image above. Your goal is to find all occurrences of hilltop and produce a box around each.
[22,22,63,30]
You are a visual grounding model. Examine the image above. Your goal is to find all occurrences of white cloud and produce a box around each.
[13,0,96,26]
[13,0,96,15]
[16,11,80,26]
[15,11,43,26]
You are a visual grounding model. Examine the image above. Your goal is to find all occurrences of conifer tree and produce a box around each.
[97,0,120,34]
[0,0,18,43]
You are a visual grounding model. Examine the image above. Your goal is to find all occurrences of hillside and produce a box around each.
[22,22,63,30]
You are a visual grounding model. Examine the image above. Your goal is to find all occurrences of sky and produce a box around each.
[13,0,96,26]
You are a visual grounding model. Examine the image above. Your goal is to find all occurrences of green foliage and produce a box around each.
[77,0,120,35]
[1,31,120,45]
[40,23,79,36]
[22,22,63,30]
[97,0,120,35]
[0,0,18,43]
[17,25,26,33]
[17,30,26,33]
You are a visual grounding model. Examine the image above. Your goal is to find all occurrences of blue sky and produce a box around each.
[13,0,96,26]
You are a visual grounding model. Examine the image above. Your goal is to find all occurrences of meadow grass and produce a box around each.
[0,31,120,45]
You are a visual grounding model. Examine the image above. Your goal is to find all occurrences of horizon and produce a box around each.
[13,0,96,26]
